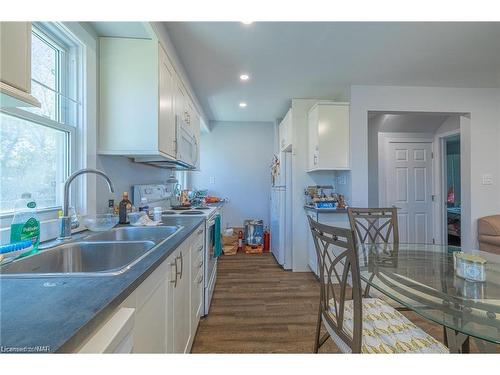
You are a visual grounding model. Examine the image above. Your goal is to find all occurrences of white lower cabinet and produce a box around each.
[75,223,205,353]
[190,236,204,339]
[133,268,168,353]
[77,307,135,353]
[172,241,192,353]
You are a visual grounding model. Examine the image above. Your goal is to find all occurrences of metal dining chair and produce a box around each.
[347,207,402,303]
[308,216,448,353]
[347,207,399,245]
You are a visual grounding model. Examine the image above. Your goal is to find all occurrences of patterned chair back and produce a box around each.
[347,207,399,245]
[307,216,363,353]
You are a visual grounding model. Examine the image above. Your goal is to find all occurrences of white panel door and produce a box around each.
[386,142,433,244]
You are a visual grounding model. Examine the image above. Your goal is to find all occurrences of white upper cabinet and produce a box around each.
[99,37,172,158]
[307,102,350,171]
[279,108,292,152]
[191,110,201,170]
[99,37,201,168]
[0,22,41,108]
[158,45,176,158]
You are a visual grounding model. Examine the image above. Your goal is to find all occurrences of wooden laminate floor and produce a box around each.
[191,252,475,353]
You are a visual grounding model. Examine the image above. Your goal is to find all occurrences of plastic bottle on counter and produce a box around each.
[138,197,149,216]
[10,193,40,255]
[118,192,132,224]
[153,207,162,222]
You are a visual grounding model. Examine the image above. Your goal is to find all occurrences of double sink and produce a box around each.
[0,226,182,278]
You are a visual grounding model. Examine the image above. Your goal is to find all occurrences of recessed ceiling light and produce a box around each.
[239,102,247,108]
[239,74,249,81]
[241,21,253,25]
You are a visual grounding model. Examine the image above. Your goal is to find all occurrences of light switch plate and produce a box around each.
[481,174,493,185]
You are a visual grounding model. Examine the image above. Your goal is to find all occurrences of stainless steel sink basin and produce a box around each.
[84,225,182,242]
[0,241,155,277]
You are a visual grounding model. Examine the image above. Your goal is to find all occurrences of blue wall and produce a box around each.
[191,121,275,228]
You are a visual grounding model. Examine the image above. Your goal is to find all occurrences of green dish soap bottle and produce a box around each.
[10,193,40,256]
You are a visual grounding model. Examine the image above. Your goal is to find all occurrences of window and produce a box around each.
[0,23,82,215]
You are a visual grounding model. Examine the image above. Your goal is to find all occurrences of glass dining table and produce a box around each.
[356,243,500,353]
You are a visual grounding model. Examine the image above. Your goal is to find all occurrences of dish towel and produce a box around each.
[213,214,222,258]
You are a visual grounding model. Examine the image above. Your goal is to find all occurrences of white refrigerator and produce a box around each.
[271,151,292,269]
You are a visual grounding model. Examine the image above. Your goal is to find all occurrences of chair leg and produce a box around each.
[313,301,322,353]
[394,306,412,312]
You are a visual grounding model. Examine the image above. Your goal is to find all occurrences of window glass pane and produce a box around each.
[29,80,57,120]
[31,32,57,89]
[28,32,59,121]
[0,113,67,213]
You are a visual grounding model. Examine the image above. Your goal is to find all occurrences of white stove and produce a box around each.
[132,184,220,316]
[133,184,216,217]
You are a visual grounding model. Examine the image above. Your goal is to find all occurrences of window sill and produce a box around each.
[0,206,61,220]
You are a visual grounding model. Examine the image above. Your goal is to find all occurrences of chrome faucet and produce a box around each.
[59,168,115,240]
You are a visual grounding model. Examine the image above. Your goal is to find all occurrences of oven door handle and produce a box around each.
[207,213,220,228]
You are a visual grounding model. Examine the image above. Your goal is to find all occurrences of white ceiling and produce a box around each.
[87,22,151,39]
[368,112,453,134]
[164,22,500,122]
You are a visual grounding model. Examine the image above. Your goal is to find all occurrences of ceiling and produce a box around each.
[368,112,453,134]
[164,22,500,123]
[87,22,151,39]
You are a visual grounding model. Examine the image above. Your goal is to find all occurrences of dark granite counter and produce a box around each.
[0,215,205,353]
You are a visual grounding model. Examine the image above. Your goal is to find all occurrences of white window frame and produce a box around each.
[0,22,86,243]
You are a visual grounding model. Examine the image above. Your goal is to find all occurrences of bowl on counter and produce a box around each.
[80,214,119,232]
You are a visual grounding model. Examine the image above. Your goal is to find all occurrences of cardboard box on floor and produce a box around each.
[222,227,244,256]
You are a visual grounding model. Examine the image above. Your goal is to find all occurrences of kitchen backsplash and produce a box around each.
[95,155,191,213]
[308,170,351,204]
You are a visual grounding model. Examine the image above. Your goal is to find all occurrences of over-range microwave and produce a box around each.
[133,115,199,170]
[175,114,199,169]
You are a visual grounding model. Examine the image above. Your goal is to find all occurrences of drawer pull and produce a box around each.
[198,260,203,268]
[170,262,177,287]
[197,245,204,252]
[197,228,204,235]
[177,252,183,280]
[197,275,203,284]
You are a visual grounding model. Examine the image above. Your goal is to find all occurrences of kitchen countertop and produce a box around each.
[0,215,205,353]
[303,205,348,213]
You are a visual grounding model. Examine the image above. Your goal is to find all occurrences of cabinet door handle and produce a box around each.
[170,261,178,287]
[178,252,184,279]
[197,244,204,252]
[197,275,203,284]
[198,260,203,268]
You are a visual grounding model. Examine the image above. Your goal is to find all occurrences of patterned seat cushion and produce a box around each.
[325,298,449,353]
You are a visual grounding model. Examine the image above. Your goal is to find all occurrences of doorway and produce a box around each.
[369,112,468,245]
[379,134,434,243]
[443,134,461,246]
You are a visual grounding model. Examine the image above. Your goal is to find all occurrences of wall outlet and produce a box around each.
[481,174,494,185]
[337,175,347,185]
[209,176,216,184]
